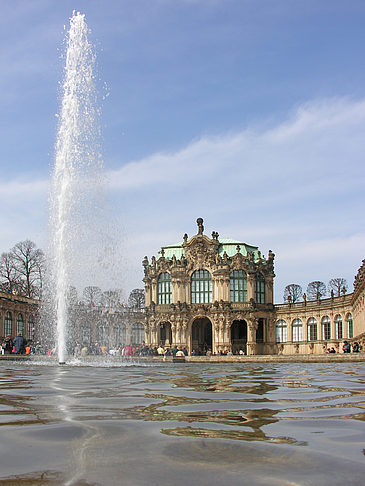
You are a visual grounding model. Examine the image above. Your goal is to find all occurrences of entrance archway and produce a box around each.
[231,320,247,354]
[159,322,172,346]
[191,318,212,355]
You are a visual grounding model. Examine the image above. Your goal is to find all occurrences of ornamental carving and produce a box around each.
[184,236,218,270]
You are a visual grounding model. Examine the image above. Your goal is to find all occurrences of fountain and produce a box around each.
[48,12,102,364]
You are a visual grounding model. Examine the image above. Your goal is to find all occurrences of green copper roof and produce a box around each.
[159,244,185,260]
[158,238,262,261]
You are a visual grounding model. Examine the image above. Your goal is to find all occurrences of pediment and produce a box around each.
[184,235,219,269]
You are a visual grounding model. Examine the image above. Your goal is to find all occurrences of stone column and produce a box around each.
[265,276,274,304]
[303,318,308,342]
[181,319,188,349]
[330,315,336,341]
[247,274,255,301]
[266,317,276,353]
[287,317,293,342]
[151,279,157,305]
[225,315,231,349]
[247,318,258,355]
[149,318,157,346]
[223,276,230,302]
[144,282,151,307]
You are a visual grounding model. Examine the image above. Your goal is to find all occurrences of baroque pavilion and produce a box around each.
[142,218,365,355]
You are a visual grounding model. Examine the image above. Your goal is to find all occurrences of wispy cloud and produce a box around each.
[1,97,364,299]
[108,96,365,195]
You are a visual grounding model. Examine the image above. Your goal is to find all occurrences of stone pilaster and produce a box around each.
[247,318,258,355]
[247,274,255,301]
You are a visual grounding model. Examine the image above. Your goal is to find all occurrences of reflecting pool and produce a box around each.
[0,361,364,485]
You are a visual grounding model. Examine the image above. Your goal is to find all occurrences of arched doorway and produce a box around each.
[191,318,212,355]
[159,322,172,346]
[231,320,247,354]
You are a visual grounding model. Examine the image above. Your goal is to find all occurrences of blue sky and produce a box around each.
[1,0,365,302]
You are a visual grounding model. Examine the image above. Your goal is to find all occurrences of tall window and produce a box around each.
[113,324,126,346]
[16,314,24,335]
[28,315,35,340]
[322,316,331,341]
[335,315,343,339]
[347,314,353,339]
[98,325,109,345]
[230,270,248,302]
[308,317,317,341]
[292,319,303,342]
[81,324,91,345]
[158,272,172,304]
[132,323,145,345]
[191,270,212,304]
[276,320,287,343]
[5,312,12,336]
[255,273,265,304]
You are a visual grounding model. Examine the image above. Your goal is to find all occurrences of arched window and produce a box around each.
[292,319,303,342]
[307,317,317,341]
[255,273,265,304]
[81,324,92,345]
[113,323,126,346]
[335,315,343,339]
[98,325,109,346]
[230,270,248,302]
[27,315,35,340]
[132,323,144,345]
[5,312,12,336]
[347,314,353,339]
[16,314,24,335]
[191,270,212,304]
[276,320,287,343]
[322,316,331,341]
[157,272,172,305]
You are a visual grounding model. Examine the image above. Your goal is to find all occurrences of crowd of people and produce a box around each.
[72,342,189,358]
[325,341,360,354]
[0,334,39,355]
[1,335,362,357]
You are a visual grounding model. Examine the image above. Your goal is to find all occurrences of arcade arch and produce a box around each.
[191,317,212,354]
[231,319,247,353]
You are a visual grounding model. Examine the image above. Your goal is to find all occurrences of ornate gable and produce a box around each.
[184,234,219,271]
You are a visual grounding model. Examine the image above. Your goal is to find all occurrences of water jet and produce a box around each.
[47,12,103,364]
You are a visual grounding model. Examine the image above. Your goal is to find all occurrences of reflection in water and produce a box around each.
[0,362,365,485]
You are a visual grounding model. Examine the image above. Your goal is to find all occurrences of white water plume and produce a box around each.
[48,12,103,363]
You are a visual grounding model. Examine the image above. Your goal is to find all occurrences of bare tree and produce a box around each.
[128,289,145,309]
[83,286,102,306]
[328,278,348,297]
[102,289,123,308]
[10,240,44,298]
[283,284,303,303]
[0,252,20,293]
[67,286,79,305]
[306,281,326,300]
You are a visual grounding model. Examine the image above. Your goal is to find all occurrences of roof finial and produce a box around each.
[197,217,204,235]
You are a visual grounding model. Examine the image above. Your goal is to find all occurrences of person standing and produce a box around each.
[2,335,13,355]
[13,334,26,354]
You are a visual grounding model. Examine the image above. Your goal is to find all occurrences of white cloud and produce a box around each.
[104,97,365,297]
[1,97,364,299]
[107,96,365,194]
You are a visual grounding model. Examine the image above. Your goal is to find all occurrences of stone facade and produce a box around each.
[142,218,365,355]
[0,291,39,342]
[69,304,145,349]
[143,218,276,355]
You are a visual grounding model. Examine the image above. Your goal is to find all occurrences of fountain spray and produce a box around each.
[49,12,102,364]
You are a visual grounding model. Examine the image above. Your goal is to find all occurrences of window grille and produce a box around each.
[191,270,212,304]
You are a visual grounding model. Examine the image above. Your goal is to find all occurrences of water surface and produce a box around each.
[0,360,364,485]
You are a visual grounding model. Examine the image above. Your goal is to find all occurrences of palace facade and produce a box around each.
[0,291,39,342]
[142,218,365,355]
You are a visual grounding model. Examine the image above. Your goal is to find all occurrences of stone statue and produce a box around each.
[197,217,204,235]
